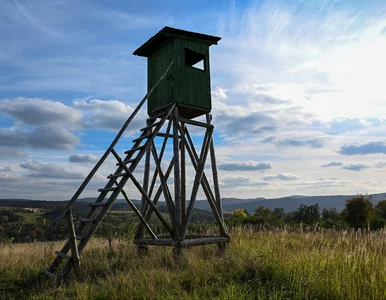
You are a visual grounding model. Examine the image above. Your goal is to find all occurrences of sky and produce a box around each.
[1,0,386,200]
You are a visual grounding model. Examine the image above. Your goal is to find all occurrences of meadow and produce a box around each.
[1,228,386,299]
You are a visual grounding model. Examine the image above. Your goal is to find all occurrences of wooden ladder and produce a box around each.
[42,103,175,281]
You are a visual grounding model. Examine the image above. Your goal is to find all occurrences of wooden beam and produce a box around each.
[114,153,174,236]
[113,180,157,239]
[66,209,80,267]
[182,126,229,237]
[180,236,230,248]
[150,142,179,240]
[206,113,222,215]
[181,126,212,239]
[173,108,182,237]
[180,122,186,224]
[177,117,214,129]
[136,119,172,239]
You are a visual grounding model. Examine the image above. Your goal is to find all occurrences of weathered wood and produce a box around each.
[180,236,229,247]
[135,119,172,239]
[182,126,229,237]
[140,121,161,131]
[134,238,174,246]
[42,269,57,281]
[180,122,186,224]
[124,145,144,155]
[137,158,175,237]
[133,236,229,248]
[150,141,179,239]
[181,126,212,238]
[98,187,116,192]
[53,60,175,226]
[55,251,71,260]
[114,152,174,236]
[112,179,157,239]
[173,108,182,237]
[177,117,214,129]
[66,209,80,266]
[206,113,222,215]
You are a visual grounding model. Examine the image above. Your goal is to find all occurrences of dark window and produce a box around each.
[185,48,205,71]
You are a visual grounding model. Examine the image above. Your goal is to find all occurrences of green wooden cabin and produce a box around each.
[133,27,221,119]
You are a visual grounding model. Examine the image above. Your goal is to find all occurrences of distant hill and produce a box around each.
[1,192,386,214]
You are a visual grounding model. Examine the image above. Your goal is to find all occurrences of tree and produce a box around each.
[322,208,339,222]
[342,195,374,230]
[272,208,285,220]
[232,208,248,218]
[293,204,320,224]
[375,200,386,219]
[254,206,272,218]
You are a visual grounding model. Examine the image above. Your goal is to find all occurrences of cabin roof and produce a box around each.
[133,26,221,57]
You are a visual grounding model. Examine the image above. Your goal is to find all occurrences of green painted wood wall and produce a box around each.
[147,38,212,119]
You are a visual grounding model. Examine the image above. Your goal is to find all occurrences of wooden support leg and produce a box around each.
[217,242,227,255]
[172,246,183,263]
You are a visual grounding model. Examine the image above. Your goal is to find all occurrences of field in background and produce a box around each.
[1,228,386,299]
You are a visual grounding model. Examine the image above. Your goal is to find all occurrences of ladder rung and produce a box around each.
[124,146,144,154]
[79,218,95,223]
[55,250,71,260]
[116,158,136,166]
[90,202,107,207]
[132,133,152,143]
[42,269,57,280]
[140,121,161,131]
[108,173,127,179]
[98,187,116,192]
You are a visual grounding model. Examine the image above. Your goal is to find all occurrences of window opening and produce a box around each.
[185,48,205,71]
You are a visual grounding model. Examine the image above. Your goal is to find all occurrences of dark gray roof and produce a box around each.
[133,26,221,57]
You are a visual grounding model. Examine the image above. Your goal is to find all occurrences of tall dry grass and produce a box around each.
[1,228,386,299]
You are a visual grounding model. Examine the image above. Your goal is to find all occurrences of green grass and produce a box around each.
[0,207,43,224]
[1,228,386,299]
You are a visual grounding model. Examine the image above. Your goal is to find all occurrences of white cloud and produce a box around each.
[263,173,299,181]
[20,160,85,179]
[218,160,272,171]
[0,166,12,172]
[69,154,99,163]
[0,98,82,126]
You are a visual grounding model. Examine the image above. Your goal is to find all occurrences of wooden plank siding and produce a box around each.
[147,38,212,119]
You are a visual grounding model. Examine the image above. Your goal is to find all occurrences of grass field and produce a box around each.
[1,228,386,299]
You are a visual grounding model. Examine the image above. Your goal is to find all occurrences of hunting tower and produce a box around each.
[134,26,220,118]
[43,27,229,282]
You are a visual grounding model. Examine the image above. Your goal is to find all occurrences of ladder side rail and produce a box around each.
[54,60,175,225]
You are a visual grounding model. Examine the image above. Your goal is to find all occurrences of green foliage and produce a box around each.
[375,200,386,219]
[232,208,248,218]
[342,195,374,230]
[293,204,321,224]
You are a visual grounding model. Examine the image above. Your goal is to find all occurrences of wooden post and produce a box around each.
[180,122,186,225]
[173,108,182,238]
[66,209,80,268]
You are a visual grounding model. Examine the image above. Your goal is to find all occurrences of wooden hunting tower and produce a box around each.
[134,26,220,119]
[43,27,229,282]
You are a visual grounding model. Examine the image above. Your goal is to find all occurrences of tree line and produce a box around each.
[227,195,386,231]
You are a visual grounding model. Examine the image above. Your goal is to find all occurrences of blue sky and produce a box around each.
[1,0,386,200]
